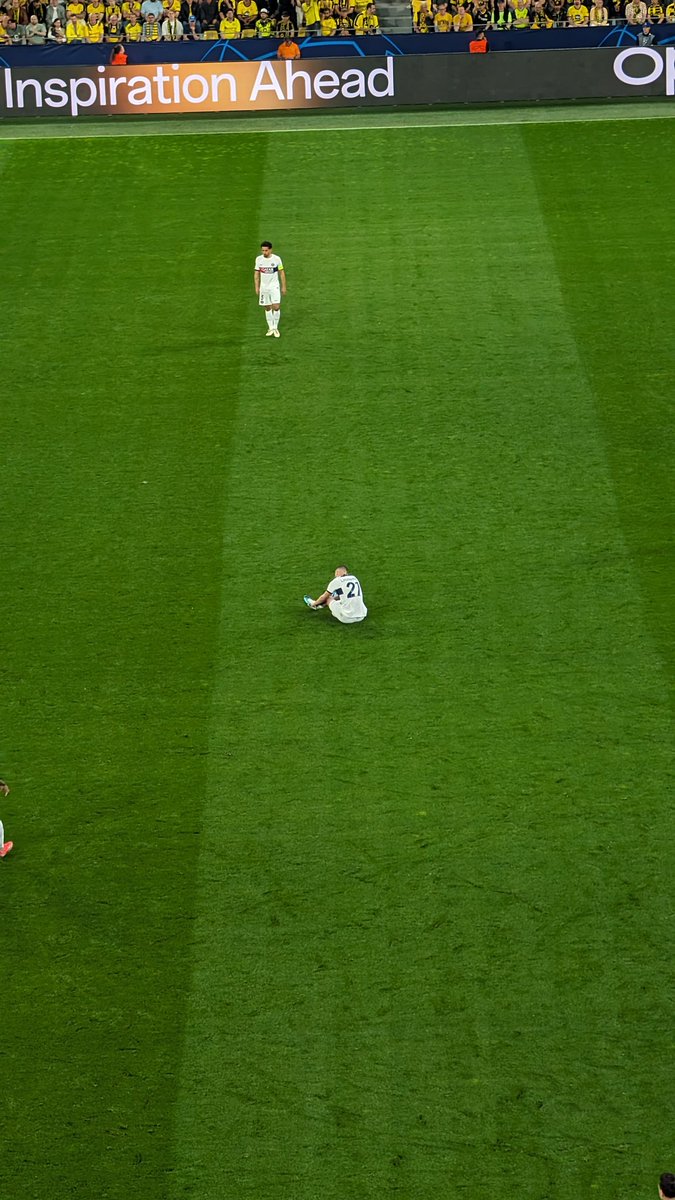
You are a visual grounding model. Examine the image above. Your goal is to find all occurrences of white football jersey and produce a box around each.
[327,574,367,624]
[255,253,283,287]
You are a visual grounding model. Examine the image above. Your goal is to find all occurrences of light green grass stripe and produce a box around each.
[172,125,672,1200]
[0,99,673,140]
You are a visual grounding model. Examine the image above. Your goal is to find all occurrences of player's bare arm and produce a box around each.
[254,269,261,296]
[279,268,287,295]
[312,590,331,608]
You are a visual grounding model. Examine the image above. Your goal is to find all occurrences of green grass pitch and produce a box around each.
[1,117,673,1200]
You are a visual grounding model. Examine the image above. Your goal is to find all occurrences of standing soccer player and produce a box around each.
[0,779,13,858]
[254,240,286,338]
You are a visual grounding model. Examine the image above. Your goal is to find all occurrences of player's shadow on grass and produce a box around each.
[290,604,386,639]
[140,336,242,355]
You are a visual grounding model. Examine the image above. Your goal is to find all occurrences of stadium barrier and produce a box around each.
[1,24,674,66]
[0,47,673,117]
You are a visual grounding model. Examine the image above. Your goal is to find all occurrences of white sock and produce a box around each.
[265,309,274,329]
[0,819,4,845]
[273,309,280,328]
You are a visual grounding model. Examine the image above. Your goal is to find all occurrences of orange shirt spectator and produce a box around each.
[110,39,127,57]
[277,35,300,55]
[469,28,488,47]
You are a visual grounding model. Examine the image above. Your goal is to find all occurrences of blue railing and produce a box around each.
[0,22,673,66]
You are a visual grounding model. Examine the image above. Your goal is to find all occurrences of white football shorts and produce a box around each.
[328,599,368,624]
[259,283,281,307]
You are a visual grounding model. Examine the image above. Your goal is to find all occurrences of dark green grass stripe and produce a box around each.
[522,120,675,690]
[1,135,267,1200]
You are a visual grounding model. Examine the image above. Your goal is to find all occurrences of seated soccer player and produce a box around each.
[304,567,368,626]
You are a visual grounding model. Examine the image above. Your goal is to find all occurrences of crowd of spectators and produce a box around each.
[411,0,674,25]
[0,0,381,39]
[1,0,671,42]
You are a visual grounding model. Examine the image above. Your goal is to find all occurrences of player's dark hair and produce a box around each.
[260,240,273,249]
[660,1175,675,1198]
[336,565,348,573]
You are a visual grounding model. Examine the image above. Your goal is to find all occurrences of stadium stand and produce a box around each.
[0,0,673,38]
